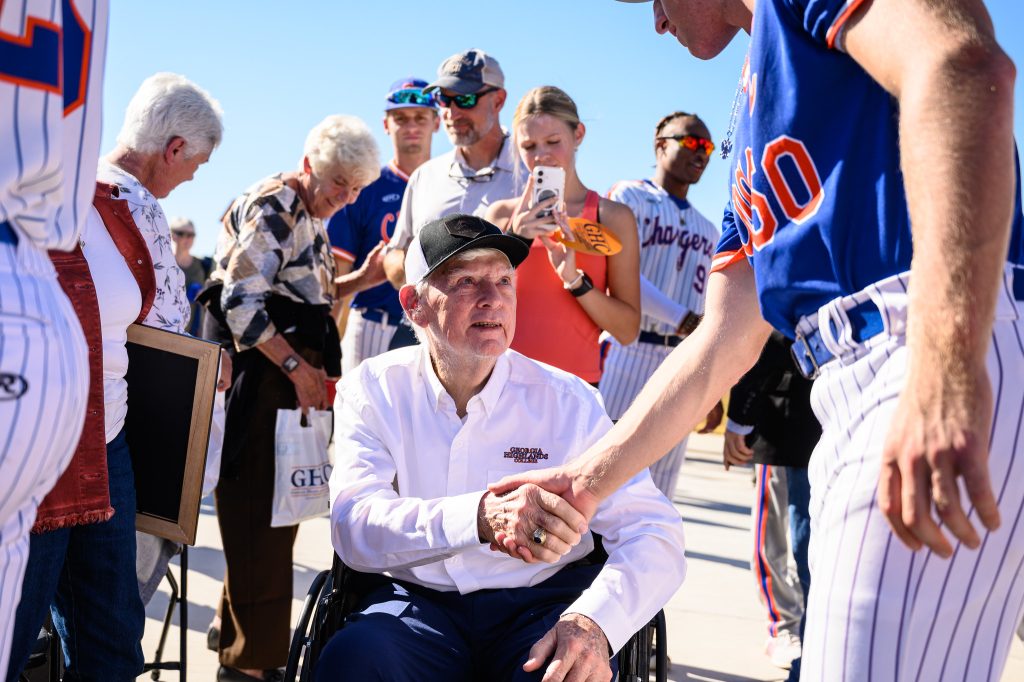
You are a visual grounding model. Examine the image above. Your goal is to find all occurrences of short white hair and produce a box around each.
[116,72,223,158]
[303,115,381,187]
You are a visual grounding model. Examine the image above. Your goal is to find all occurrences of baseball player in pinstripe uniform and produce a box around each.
[494,1,1024,679]
[328,78,439,373]
[599,112,722,498]
[0,0,107,675]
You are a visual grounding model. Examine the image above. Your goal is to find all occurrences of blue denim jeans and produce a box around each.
[5,429,145,682]
[786,466,811,682]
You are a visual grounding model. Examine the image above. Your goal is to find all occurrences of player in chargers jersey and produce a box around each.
[0,1,107,676]
[491,1,1024,679]
[600,111,723,498]
[327,78,439,372]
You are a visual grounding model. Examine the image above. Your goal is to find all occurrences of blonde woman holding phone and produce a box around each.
[486,86,640,385]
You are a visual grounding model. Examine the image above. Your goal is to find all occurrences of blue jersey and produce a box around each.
[712,0,1023,337]
[327,162,408,317]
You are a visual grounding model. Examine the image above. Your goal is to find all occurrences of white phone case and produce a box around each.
[531,165,566,221]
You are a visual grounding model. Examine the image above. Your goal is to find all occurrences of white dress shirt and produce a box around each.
[389,131,526,250]
[329,345,686,650]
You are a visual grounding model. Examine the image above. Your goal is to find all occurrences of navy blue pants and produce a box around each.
[786,466,811,682]
[315,562,618,681]
[5,430,145,682]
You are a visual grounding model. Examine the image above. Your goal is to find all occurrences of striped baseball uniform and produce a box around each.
[710,0,1024,678]
[328,162,409,373]
[598,179,718,498]
[0,0,107,675]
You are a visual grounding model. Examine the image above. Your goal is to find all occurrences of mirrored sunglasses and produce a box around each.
[657,134,716,157]
[436,87,497,110]
[387,88,435,107]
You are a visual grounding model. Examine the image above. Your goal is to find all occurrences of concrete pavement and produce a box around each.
[140,433,1024,681]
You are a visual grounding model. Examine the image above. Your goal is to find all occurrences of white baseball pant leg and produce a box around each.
[801,269,1024,681]
[341,310,398,375]
[600,339,687,499]
[0,242,88,677]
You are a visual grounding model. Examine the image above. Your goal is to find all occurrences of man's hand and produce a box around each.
[697,399,724,434]
[722,431,754,471]
[477,486,586,564]
[878,366,1000,558]
[523,613,612,682]
[487,464,602,562]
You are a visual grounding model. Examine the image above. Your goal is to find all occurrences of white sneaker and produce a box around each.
[764,632,801,669]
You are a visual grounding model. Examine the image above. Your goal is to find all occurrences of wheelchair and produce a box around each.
[284,542,669,682]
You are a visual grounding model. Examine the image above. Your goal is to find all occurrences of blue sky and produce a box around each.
[102,1,1024,256]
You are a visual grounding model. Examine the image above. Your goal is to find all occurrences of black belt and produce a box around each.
[0,221,17,246]
[637,330,681,347]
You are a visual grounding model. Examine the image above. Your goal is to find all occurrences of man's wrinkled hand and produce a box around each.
[523,613,612,682]
[487,465,601,562]
[477,486,586,564]
[878,367,1000,558]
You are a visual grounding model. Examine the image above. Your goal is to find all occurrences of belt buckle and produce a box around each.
[790,328,821,380]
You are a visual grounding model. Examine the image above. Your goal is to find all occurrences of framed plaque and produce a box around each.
[125,323,220,544]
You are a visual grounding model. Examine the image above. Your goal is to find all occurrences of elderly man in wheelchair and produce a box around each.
[321,214,686,682]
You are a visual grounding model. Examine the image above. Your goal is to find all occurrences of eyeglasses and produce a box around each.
[436,87,498,110]
[656,135,716,157]
[387,88,436,107]
[171,230,196,238]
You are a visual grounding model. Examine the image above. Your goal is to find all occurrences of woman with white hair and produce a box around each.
[5,72,223,682]
[200,115,379,681]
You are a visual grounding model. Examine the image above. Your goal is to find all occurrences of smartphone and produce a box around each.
[531,165,565,222]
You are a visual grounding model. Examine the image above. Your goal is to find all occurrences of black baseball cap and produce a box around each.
[404,214,529,284]
[424,49,505,95]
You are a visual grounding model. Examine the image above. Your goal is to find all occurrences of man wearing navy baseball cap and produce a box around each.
[327,77,440,373]
[383,49,526,290]
[319,212,685,681]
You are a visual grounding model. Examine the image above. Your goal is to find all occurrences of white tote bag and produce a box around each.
[271,408,334,527]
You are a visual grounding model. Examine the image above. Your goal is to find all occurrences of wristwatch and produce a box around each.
[565,271,594,298]
[281,354,301,374]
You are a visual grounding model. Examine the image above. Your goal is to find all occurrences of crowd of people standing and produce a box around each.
[2,0,1022,681]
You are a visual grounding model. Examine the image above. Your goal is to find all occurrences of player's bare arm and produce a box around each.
[491,260,772,561]
[842,0,1016,557]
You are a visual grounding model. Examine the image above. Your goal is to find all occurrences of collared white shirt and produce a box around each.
[329,345,686,650]
[390,131,526,250]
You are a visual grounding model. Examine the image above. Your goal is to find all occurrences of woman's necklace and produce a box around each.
[720,52,750,160]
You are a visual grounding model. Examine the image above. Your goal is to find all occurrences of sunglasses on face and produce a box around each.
[657,134,716,157]
[171,230,195,238]
[436,87,497,110]
[387,88,436,107]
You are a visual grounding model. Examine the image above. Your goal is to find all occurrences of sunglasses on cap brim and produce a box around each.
[387,88,436,107]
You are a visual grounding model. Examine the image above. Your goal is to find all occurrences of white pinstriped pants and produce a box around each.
[0,242,88,677]
[341,310,399,375]
[599,339,688,499]
[801,269,1024,681]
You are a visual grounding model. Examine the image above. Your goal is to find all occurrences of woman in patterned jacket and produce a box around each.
[202,115,379,682]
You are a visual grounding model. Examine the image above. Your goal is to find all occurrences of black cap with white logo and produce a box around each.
[404,214,529,284]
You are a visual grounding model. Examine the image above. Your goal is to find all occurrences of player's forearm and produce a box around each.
[574,265,771,498]
[576,291,640,345]
[898,45,1015,394]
